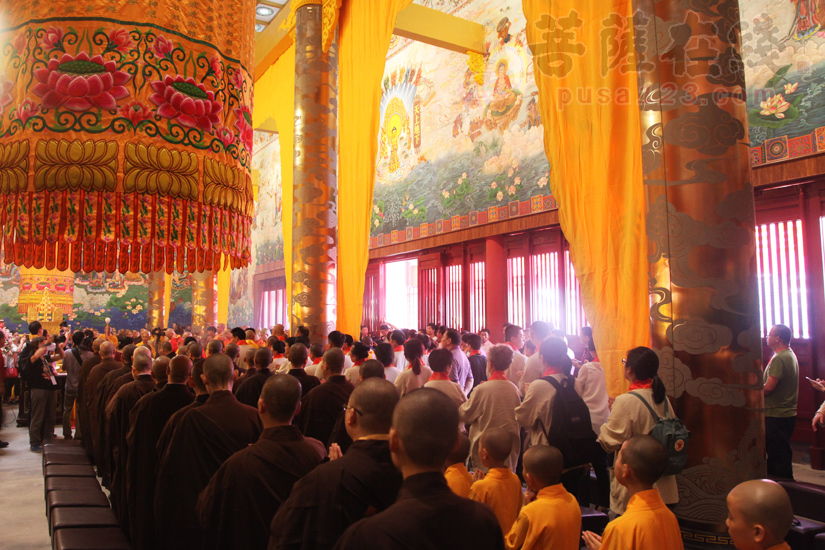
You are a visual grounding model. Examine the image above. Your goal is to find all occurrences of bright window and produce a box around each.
[564,250,588,335]
[385,259,418,330]
[445,264,463,330]
[508,256,527,328]
[469,261,486,332]
[530,251,562,329]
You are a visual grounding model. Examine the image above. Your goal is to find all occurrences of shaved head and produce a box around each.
[92,338,104,353]
[260,374,302,422]
[191,357,207,392]
[446,434,471,466]
[392,388,459,469]
[255,347,273,369]
[480,427,513,464]
[359,359,385,381]
[122,344,137,366]
[204,353,233,387]
[152,356,170,383]
[727,479,793,547]
[133,354,152,374]
[524,445,564,486]
[168,355,192,384]
[225,342,240,360]
[134,345,152,359]
[620,435,668,486]
[349,378,399,435]
[207,339,224,356]
[324,348,345,374]
[100,341,115,358]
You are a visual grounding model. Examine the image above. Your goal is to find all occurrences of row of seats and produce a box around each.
[778,481,825,550]
[42,440,130,550]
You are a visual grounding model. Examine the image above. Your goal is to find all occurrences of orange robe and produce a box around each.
[444,463,473,498]
[505,484,581,550]
[469,467,523,534]
[600,489,684,550]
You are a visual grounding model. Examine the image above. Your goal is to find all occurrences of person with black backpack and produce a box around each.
[598,347,685,515]
[516,338,599,497]
[19,321,65,452]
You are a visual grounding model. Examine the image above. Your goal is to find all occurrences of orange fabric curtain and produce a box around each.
[522,0,649,396]
[253,45,295,329]
[337,0,413,336]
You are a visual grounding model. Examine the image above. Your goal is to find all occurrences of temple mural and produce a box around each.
[168,272,193,329]
[73,271,149,331]
[0,251,24,331]
[743,0,825,166]
[370,0,555,248]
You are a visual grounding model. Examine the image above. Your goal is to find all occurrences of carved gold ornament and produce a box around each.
[124,142,199,200]
[34,139,117,192]
[0,140,30,194]
[203,158,253,216]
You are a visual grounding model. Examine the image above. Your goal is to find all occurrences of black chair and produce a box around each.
[44,464,96,478]
[44,477,104,501]
[43,453,93,474]
[52,527,131,550]
[50,508,119,538]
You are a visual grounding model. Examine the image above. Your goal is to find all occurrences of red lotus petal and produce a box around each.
[87,74,104,96]
[150,80,165,94]
[112,71,131,86]
[91,92,116,110]
[103,60,116,72]
[209,114,220,126]
[34,68,50,84]
[76,52,90,61]
[156,103,178,119]
[148,93,165,107]
[193,100,205,117]
[109,86,129,100]
[164,75,174,85]
[64,97,92,111]
[41,91,64,109]
[203,101,213,115]
[33,83,50,98]
[164,86,175,102]
[211,101,223,115]
[91,55,105,65]
[47,71,61,87]
[169,91,185,110]
[99,72,113,89]
[176,114,197,128]
[197,117,213,133]
[179,96,197,115]
[184,76,196,86]
[55,73,73,94]
[67,76,90,97]
[59,53,72,64]
[173,75,184,83]
[207,91,214,100]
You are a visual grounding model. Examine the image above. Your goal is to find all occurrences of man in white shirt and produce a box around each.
[503,324,527,386]
[519,321,552,395]
[479,328,494,356]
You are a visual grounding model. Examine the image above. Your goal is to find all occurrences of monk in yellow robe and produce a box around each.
[505,445,581,550]
[582,435,684,550]
[726,479,794,550]
[469,428,523,534]
[444,434,473,498]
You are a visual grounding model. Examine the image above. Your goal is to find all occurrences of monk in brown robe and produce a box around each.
[155,357,209,461]
[294,348,354,445]
[335,388,505,550]
[197,374,326,550]
[76,337,103,451]
[83,341,122,464]
[105,352,156,527]
[126,355,194,550]
[235,347,274,407]
[269,378,401,550]
[154,352,261,550]
[152,355,169,389]
[95,344,136,483]
[285,343,320,396]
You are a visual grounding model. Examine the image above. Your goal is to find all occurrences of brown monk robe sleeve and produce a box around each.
[96,365,130,483]
[197,426,326,550]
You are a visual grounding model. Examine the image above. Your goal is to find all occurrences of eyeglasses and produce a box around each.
[343,405,363,416]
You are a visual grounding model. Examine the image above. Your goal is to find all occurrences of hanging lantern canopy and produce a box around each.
[0,0,256,274]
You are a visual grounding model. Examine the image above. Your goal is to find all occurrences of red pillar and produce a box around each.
[485,236,508,344]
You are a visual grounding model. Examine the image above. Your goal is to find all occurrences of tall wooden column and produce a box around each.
[291,1,338,344]
[146,271,166,330]
[191,270,217,332]
[635,0,765,540]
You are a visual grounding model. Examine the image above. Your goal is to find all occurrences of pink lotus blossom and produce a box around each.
[149,74,222,132]
[16,98,39,123]
[118,101,153,126]
[152,35,174,60]
[784,82,798,94]
[217,126,236,147]
[0,75,14,116]
[759,94,791,119]
[231,70,245,92]
[40,27,64,50]
[33,51,132,111]
[209,55,223,80]
[108,29,134,54]
[13,32,27,55]
[234,104,253,150]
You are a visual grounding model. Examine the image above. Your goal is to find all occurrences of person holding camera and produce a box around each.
[19,321,65,452]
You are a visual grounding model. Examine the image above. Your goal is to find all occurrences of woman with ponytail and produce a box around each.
[597,346,679,515]
[394,338,433,397]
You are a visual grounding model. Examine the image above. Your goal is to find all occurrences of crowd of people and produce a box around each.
[0,317,810,550]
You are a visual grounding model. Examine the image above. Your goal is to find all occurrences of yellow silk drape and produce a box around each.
[253,45,296,330]
[216,264,231,325]
[337,0,412,336]
[522,0,649,396]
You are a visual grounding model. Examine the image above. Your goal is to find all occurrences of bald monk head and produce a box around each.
[358,359,386,384]
[390,388,459,475]
[168,355,191,384]
[344,378,400,440]
[152,356,171,385]
[320,348,345,380]
[100,340,115,359]
[206,339,224,356]
[202,353,234,393]
[255,347,273,370]
[191,356,207,395]
[479,427,512,470]
[225,342,240,361]
[615,434,668,489]
[131,353,152,379]
[159,341,173,356]
[726,480,794,550]
[244,347,256,370]
[445,433,471,468]
[92,337,104,354]
[259,374,302,428]
[122,344,137,367]
[523,445,564,492]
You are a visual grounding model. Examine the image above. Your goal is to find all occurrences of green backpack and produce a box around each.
[629,392,690,476]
